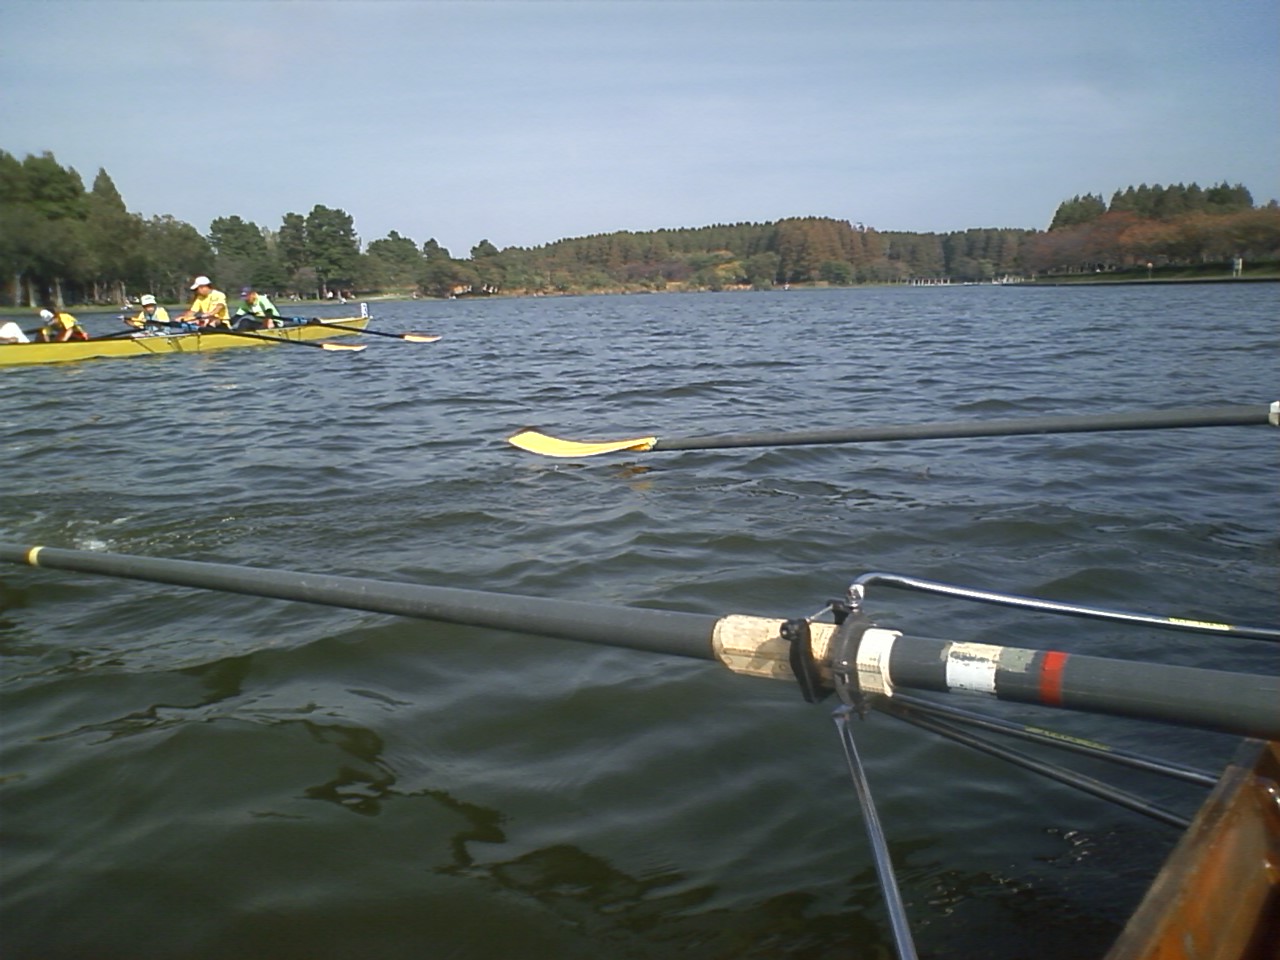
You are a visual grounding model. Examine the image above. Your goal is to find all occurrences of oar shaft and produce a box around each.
[3,543,1276,738]
[654,403,1277,452]
[0,544,717,660]
[885,634,1279,739]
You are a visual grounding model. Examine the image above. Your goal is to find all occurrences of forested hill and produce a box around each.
[2,147,1277,307]
[496,219,1035,292]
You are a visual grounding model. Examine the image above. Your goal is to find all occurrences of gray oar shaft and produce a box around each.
[3,544,1276,738]
[0,544,716,659]
[654,403,1276,451]
[885,635,1279,739]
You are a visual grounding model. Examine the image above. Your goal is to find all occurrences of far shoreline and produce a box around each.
[4,272,1277,318]
[1013,274,1280,288]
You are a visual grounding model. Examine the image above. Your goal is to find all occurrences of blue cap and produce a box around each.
[241,287,252,296]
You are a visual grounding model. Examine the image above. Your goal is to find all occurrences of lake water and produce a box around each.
[1,284,1277,959]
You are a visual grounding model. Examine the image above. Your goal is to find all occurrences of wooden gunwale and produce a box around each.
[1105,739,1280,960]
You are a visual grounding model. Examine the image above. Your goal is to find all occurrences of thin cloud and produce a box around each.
[1,0,1275,252]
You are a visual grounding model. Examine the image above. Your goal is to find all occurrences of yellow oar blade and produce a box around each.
[402,334,442,343]
[507,429,658,458]
[319,342,367,352]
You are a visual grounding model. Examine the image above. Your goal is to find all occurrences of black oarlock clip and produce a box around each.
[830,598,853,626]
[780,617,828,704]
[828,613,875,719]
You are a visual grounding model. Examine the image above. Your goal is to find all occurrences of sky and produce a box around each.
[2,0,1277,255]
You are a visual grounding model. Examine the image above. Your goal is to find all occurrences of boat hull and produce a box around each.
[0,318,370,368]
[1105,738,1280,960]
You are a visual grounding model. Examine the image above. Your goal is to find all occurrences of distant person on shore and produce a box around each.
[0,321,31,343]
[126,294,170,331]
[177,275,230,328]
[37,307,88,342]
[233,286,282,329]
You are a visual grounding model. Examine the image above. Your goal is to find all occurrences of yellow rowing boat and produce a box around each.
[0,316,370,368]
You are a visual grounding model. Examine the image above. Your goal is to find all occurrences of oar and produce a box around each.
[96,329,150,341]
[303,318,441,343]
[2,542,1277,740]
[508,402,1280,458]
[131,317,363,352]
[203,327,366,352]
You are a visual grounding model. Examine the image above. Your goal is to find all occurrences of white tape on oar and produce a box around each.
[856,627,900,697]
[944,641,1004,695]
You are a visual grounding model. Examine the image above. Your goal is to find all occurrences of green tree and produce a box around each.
[208,214,270,293]
[0,150,38,304]
[1204,181,1253,214]
[248,227,290,293]
[4,151,93,306]
[743,251,779,289]
[304,204,360,295]
[420,256,478,298]
[1049,194,1106,230]
[277,212,309,277]
[365,230,422,290]
[85,168,144,303]
[22,151,87,221]
[818,260,854,285]
[140,215,213,302]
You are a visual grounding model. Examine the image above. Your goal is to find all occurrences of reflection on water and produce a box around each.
[303,721,395,815]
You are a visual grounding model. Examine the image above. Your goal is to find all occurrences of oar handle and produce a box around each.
[713,615,1280,738]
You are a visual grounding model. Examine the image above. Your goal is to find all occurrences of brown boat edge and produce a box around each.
[1105,738,1280,960]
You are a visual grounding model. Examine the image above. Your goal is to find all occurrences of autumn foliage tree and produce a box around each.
[1029,181,1278,275]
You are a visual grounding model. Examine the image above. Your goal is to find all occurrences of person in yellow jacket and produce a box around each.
[176,275,230,328]
[37,307,88,342]
[126,294,171,331]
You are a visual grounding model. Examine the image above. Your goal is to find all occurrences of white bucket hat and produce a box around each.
[140,294,157,305]
[190,275,212,289]
[39,309,54,320]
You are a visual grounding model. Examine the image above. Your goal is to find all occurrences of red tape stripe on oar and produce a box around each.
[1039,650,1070,707]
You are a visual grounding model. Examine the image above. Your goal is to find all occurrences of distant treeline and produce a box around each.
[1036,182,1278,275]
[2,148,1277,307]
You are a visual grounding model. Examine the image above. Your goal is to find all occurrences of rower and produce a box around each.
[233,285,282,330]
[37,307,88,342]
[126,294,170,332]
[176,275,230,328]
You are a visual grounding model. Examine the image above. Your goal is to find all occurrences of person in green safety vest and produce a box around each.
[233,286,282,330]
